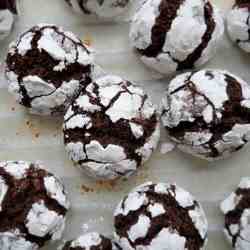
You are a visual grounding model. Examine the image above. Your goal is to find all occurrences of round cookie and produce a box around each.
[161,69,250,161]
[0,0,18,40]
[63,75,160,180]
[5,23,94,116]
[0,161,70,250]
[227,0,250,53]
[220,177,250,250]
[114,182,208,250]
[65,0,130,19]
[130,0,224,75]
[60,232,120,250]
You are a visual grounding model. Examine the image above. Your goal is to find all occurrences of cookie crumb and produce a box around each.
[160,142,176,155]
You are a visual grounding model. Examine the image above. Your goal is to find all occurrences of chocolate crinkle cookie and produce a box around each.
[227,0,250,53]
[59,232,120,250]
[114,182,208,250]
[65,0,130,19]
[0,0,18,40]
[63,75,160,180]
[161,69,250,161]
[0,161,70,250]
[130,0,224,75]
[220,177,250,250]
[5,23,94,116]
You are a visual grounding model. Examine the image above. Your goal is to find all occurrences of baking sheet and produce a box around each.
[0,0,248,249]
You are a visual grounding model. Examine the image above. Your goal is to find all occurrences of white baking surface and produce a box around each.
[0,0,247,249]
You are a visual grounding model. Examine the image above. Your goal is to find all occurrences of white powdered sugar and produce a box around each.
[114,182,208,250]
[0,230,39,250]
[160,142,176,155]
[59,232,119,250]
[128,215,151,242]
[63,75,160,180]
[44,176,70,209]
[0,161,30,179]
[220,178,250,250]
[0,177,8,212]
[130,0,224,75]
[149,228,186,250]
[6,24,94,116]
[161,69,250,161]
[26,200,65,238]
[148,203,165,217]
[227,5,250,53]
[66,0,131,19]
[70,232,102,248]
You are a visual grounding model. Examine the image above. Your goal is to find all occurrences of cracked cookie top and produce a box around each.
[227,0,250,53]
[0,161,70,250]
[60,232,120,250]
[6,23,94,116]
[65,0,130,19]
[221,177,250,250]
[161,69,250,161]
[63,75,160,180]
[114,182,208,250]
[130,0,224,75]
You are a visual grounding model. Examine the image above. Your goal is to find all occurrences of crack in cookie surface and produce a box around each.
[65,0,130,18]
[0,0,17,14]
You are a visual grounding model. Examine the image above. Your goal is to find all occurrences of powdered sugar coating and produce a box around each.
[59,232,120,250]
[114,182,208,250]
[6,24,94,116]
[0,161,70,249]
[65,0,130,19]
[44,176,70,209]
[26,200,66,238]
[161,69,250,161]
[220,177,250,250]
[227,3,250,53]
[63,75,160,180]
[0,230,39,250]
[130,0,224,75]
